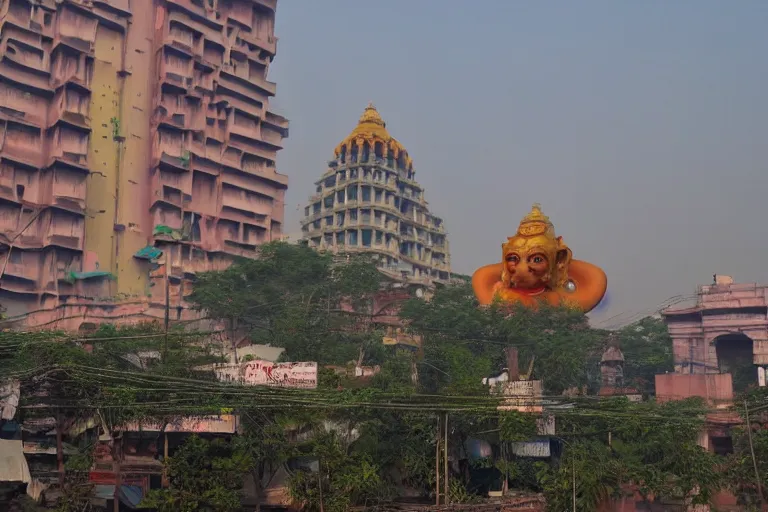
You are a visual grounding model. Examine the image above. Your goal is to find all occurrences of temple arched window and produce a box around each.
[397,152,406,170]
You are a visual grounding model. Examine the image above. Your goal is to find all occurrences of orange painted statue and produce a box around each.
[471,203,607,312]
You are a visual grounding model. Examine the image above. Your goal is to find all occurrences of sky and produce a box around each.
[268,1,768,327]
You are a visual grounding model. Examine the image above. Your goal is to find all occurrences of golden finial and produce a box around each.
[517,203,555,237]
[358,102,385,127]
[334,102,408,158]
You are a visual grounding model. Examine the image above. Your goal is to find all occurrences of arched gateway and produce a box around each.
[662,275,768,391]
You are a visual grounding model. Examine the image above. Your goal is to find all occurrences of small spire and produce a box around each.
[367,101,375,109]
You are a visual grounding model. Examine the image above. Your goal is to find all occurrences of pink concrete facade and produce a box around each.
[662,275,768,372]
[0,0,288,330]
[655,373,734,405]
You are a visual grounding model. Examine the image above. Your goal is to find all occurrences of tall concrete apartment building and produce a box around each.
[0,0,288,328]
[300,104,450,286]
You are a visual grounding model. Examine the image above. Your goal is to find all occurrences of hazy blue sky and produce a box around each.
[269,1,768,327]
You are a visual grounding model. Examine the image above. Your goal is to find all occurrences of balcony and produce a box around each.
[49,87,90,131]
[260,127,283,148]
[219,68,276,98]
[264,110,288,133]
[237,29,276,56]
[4,260,36,281]
[228,116,261,141]
[51,52,92,92]
[166,0,224,30]
[2,123,45,168]
[2,38,49,76]
[45,233,82,250]
[93,0,131,16]
[253,0,277,11]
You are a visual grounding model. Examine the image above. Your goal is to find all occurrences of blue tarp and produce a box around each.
[93,484,144,508]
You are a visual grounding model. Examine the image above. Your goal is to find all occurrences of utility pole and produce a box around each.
[113,435,122,512]
[318,459,325,512]
[557,437,577,512]
[56,409,64,488]
[572,455,576,512]
[435,414,441,506]
[162,432,169,488]
[505,346,520,381]
[163,258,170,363]
[744,399,766,508]
[444,412,449,505]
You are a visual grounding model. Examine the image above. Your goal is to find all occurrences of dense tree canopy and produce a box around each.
[615,316,675,393]
[0,245,759,511]
[189,242,386,365]
[399,282,604,395]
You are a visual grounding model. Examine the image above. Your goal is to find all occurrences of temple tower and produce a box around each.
[300,104,450,286]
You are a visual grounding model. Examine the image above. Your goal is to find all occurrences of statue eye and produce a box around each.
[531,256,545,264]
[506,255,519,263]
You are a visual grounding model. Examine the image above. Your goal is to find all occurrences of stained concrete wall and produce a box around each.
[0,0,288,329]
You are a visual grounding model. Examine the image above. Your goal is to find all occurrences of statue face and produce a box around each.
[503,234,555,289]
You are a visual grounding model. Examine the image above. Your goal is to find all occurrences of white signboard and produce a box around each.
[122,415,237,434]
[498,380,543,413]
[511,440,551,458]
[214,360,318,389]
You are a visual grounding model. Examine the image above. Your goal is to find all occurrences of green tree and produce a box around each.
[535,439,623,511]
[724,390,768,510]
[139,435,255,512]
[288,429,386,512]
[399,283,603,395]
[236,411,297,511]
[189,242,385,365]
[539,398,723,511]
[615,316,674,393]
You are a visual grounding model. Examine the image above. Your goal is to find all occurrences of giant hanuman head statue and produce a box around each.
[472,204,607,312]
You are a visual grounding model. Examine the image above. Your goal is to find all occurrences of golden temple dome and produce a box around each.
[334,103,413,170]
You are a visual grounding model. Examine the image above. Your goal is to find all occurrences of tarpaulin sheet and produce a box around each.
[93,484,144,508]
[0,439,31,483]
